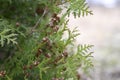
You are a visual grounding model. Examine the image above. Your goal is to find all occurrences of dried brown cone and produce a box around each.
[51,18,58,25]
[36,7,44,15]
[62,51,68,58]
[33,61,40,66]
[0,70,6,77]
[42,37,49,43]
[36,48,42,57]
[53,26,59,32]
[16,22,20,27]
[56,16,60,22]
[29,64,33,69]
[44,53,51,58]
[23,65,28,70]
[52,13,57,18]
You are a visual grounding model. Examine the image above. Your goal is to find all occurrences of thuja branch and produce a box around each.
[0,0,93,80]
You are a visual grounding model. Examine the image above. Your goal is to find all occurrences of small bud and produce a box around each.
[38,48,42,53]
[44,53,51,58]
[49,21,54,28]
[42,37,49,42]
[56,16,60,22]
[36,48,42,57]
[33,61,39,66]
[1,71,6,75]
[23,66,27,70]
[53,26,59,32]
[16,22,20,27]
[0,70,6,77]
[29,65,33,69]
[63,51,68,57]
[51,18,57,25]
[52,13,57,18]
[36,7,44,15]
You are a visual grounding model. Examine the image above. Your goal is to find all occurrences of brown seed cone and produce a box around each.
[52,13,57,18]
[53,26,59,32]
[29,65,33,69]
[36,49,42,57]
[42,37,49,43]
[56,16,60,22]
[36,7,44,15]
[0,70,6,77]
[62,51,68,57]
[23,65,28,70]
[33,61,39,66]
[44,53,51,58]
[16,22,20,27]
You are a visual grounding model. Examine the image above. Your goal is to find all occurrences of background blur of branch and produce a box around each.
[68,0,120,80]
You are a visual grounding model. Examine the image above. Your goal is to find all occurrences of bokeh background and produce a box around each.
[68,0,120,80]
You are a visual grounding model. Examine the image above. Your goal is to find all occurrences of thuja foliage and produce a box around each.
[0,0,93,80]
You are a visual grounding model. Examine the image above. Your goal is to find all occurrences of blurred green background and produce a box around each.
[68,0,120,80]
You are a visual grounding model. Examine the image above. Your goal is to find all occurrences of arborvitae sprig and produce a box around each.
[67,0,93,17]
[0,0,93,80]
[0,20,18,48]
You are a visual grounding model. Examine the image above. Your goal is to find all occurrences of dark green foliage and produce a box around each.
[0,0,93,80]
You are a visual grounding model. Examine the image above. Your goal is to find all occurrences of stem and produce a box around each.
[56,0,69,5]
[30,7,48,34]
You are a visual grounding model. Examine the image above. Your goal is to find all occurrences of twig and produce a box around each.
[30,7,48,34]
[56,0,69,6]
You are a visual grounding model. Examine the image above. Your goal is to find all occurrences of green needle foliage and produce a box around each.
[0,0,93,80]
